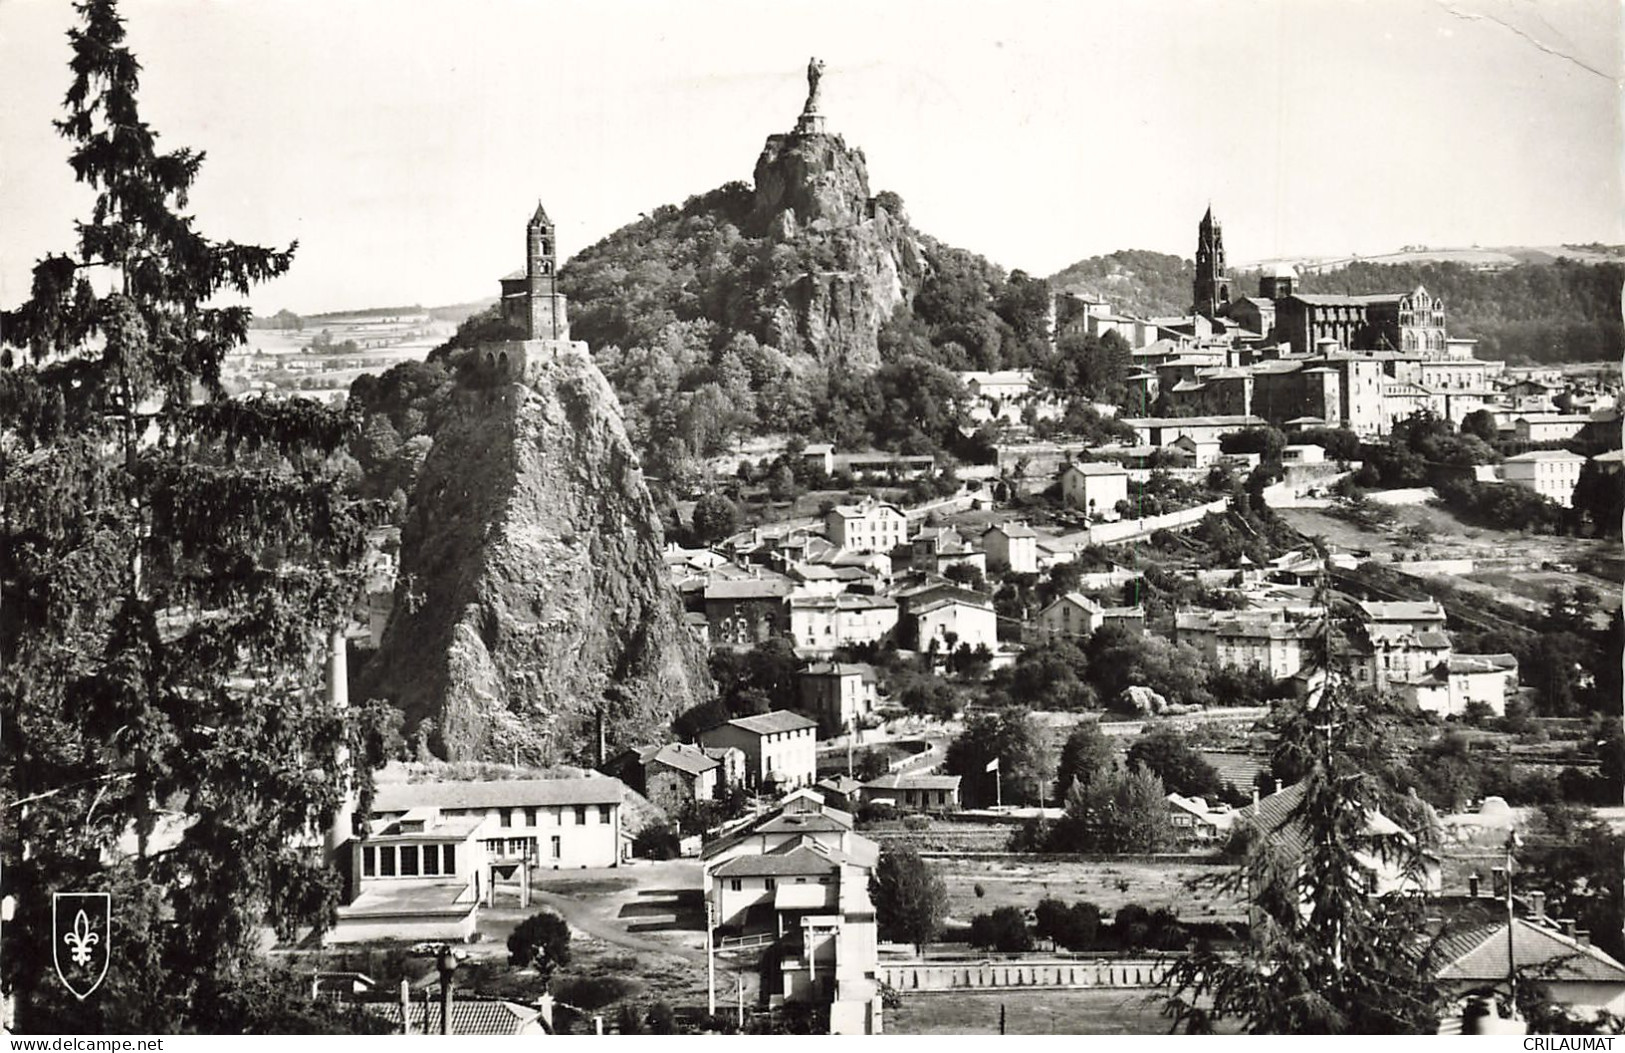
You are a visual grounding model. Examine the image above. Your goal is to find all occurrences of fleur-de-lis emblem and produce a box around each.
[64,909,100,966]
[54,892,111,999]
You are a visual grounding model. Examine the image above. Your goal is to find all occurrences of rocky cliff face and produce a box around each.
[748,130,926,371]
[364,344,712,763]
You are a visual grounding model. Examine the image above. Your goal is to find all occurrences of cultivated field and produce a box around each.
[932,856,1246,924]
[887,988,1182,1035]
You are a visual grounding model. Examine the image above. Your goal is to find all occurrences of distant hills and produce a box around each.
[251,299,495,331]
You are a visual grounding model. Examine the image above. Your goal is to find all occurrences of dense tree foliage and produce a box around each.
[1052,720,1115,799]
[1048,250,1197,319]
[1161,673,1450,1033]
[942,706,1056,806]
[1125,726,1229,801]
[869,845,947,954]
[969,906,1033,952]
[1049,763,1174,853]
[1,0,383,1031]
[508,909,573,990]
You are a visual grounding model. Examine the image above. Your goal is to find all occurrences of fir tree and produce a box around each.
[1158,547,1448,1033]
[1,0,384,1031]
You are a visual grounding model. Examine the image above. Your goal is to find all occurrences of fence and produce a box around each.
[877,957,1170,992]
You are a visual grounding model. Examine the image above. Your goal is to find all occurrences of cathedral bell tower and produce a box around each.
[1193,206,1232,320]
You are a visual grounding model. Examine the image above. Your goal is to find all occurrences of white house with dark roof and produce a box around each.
[1397,653,1519,718]
[1503,448,1586,507]
[1037,592,1105,641]
[981,521,1039,574]
[797,662,879,737]
[701,790,880,883]
[1512,413,1589,444]
[788,593,898,655]
[699,791,885,1033]
[824,500,907,554]
[698,710,819,791]
[1060,461,1130,516]
[368,776,626,871]
[1352,599,1452,692]
[912,593,998,654]
[1435,916,1625,1018]
[1175,607,1324,680]
[858,773,961,812]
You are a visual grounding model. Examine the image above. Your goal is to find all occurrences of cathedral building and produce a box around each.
[1170,207,1501,436]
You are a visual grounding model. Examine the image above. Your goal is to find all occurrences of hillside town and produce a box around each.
[2,1,1621,1041]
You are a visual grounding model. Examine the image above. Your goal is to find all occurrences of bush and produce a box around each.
[553,975,633,1011]
[969,906,1033,952]
[1034,898,1102,950]
[644,1002,679,1035]
[634,824,680,860]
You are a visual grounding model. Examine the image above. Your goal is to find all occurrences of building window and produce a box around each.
[499,808,513,828]
[400,845,419,877]
[525,807,538,826]
[422,847,440,876]
[379,846,397,877]
[599,804,612,824]
[442,844,457,873]
[574,805,587,825]
[729,879,742,892]
[765,878,777,891]
[550,836,562,859]
[362,846,376,878]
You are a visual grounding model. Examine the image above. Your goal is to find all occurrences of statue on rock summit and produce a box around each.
[804,57,825,115]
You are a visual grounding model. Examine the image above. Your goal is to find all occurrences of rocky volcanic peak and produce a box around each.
[747,128,926,371]
[364,345,712,763]
[750,131,874,234]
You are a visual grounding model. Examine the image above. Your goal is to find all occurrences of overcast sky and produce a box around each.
[1,0,1619,316]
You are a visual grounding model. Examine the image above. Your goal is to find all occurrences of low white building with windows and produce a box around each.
[1060,461,1130,516]
[1398,653,1519,718]
[1502,449,1586,507]
[824,500,908,554]
[788,593,898,655]
[369,776,626,871]
[912,594,998,654]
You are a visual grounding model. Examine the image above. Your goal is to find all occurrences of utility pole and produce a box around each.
[435,947,458,1036]
[736,972,744,1030]
[706,900,717,1016]
[1505,828,1519,1010]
